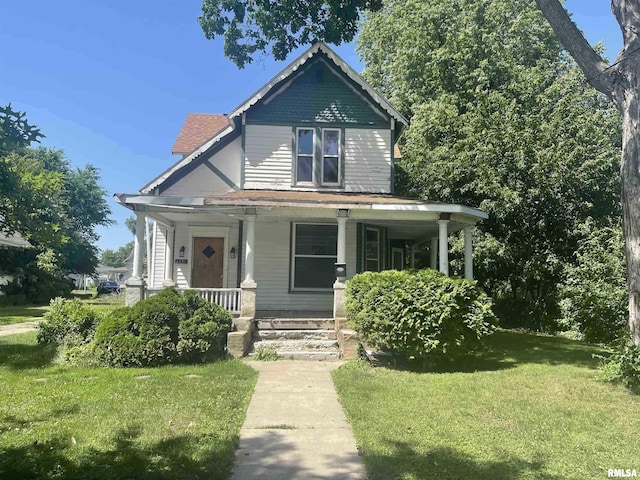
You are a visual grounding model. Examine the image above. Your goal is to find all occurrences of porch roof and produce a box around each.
[115,189,487,220]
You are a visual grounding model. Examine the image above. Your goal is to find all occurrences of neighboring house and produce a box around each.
[116,42,488,357]
[0,231,31,290]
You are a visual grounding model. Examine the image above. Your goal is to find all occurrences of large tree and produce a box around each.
[357,0,620,329]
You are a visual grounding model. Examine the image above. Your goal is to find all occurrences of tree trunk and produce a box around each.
[535,0,640,349]
[621,78,640,348]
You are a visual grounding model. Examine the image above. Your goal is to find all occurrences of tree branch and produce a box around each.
[535,0,614,97]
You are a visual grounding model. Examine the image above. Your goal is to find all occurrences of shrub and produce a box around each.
[93,288,232,367]
[597,339,640,394]
[559,221,627,344]
[346,269,497,360]
[37,297,101,347]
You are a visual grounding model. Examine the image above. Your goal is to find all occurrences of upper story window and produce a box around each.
[295,127,342,187]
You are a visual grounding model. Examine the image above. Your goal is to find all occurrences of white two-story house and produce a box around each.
[116,42,487,357]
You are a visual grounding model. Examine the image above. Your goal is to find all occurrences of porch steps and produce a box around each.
[249,318,340,360]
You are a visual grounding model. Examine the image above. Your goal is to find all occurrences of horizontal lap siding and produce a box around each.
[150,223,167,288]
[253,220,357,311]
[244,125,292,190]
[344,129,392,193]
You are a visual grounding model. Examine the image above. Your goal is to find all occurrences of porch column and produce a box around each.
[438,219,449,275]
[430,237,438,270]
[240,210,257,318]
[132,212,145,280]
[163,226,175,287]
[334,209,349,330]
[464,226,473,281]
[126,212,146,306]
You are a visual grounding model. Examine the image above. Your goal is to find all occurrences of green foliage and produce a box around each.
[253,347,281,361]
[357,0,621,330]
[346,269,497,359]
[37,297,101,347]
[93,289,232,367]
[199,0,380,67]
[560,220,628,344]
[100,241,133,268]
[597,339,640,394]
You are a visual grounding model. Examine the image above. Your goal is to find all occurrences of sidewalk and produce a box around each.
[0,321,40,337]
[232,360,365,480]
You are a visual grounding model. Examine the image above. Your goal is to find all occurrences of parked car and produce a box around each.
[97,280,120,295]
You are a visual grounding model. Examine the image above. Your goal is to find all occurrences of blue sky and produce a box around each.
[0,0,623,253]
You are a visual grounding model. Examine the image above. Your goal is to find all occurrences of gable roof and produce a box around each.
[171,114,229,156]
[229,43,408,126]
[142,42,408,194]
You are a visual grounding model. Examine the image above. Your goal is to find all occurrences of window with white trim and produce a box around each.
[322,129,340,185]
[296,128,314,183]
[294,127,342,187]
[292,223,337,290]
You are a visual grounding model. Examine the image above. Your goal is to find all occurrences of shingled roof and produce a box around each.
[171,113,229,156]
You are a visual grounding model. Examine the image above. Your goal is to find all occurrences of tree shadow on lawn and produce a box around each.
[0,424,238,480]
[365,440,564,480]
[0,340,56,370]
[383,330,603,374]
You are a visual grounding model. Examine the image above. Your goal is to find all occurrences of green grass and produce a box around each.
[0,332,258,479]
[333,330,640,480]
[0,293,125,326]
[0,305,50,325]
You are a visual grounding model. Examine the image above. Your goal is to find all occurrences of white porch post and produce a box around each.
[132,212,145,280]
[126,211,147,306]
[163,226,175,287]
[438,219,449,275]
[334,209,349,330]
[243,213,256,285]
[430,237,438,270]
[464,226,473,281]
[240,209,257,318]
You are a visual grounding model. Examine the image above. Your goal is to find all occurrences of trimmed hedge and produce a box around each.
[93,288,232,367]
[346,269,497,359]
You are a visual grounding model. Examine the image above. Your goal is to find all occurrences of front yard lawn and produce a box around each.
[333,330,640,480]
[0,293,124,326]
[0,332,257,479]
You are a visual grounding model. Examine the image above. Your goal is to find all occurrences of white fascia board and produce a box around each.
[371,203,489,220]
[140,125,235,194]
[115,194,205,207]
[227,42,409,127]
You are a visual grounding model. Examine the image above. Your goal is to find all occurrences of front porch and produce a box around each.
[116,190,488,358]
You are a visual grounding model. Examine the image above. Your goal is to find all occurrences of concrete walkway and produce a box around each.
[232,360,365,480]
[0,321,40,337]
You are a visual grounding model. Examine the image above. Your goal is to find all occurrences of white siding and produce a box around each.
[150,222,167,288]
[244,125,293,189]
[164,137,241,196]
[172,221,240,289]
[251,219,357,311]
[344,129,392,193]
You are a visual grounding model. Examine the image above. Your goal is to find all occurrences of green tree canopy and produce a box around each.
[100,242,133,268]
[357,0,621,327]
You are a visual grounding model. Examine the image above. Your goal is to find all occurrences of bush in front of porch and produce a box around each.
[346,269,497,362]
[37,289,232,367]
